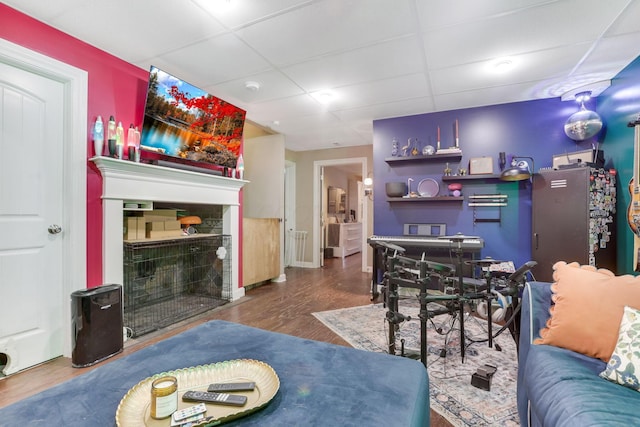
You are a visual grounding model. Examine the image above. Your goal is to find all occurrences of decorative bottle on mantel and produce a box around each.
[93,116,104,157]
[107,115,117,157]
[127,124,137,161]
[116,122,125,159]
[236,154,244,179]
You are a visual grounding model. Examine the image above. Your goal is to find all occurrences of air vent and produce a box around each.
[550,179,568,189]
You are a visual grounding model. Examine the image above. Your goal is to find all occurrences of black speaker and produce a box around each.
[71,284,123,367]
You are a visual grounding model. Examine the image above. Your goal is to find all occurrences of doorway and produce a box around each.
[312,157,369,273]
[0,39,87,375]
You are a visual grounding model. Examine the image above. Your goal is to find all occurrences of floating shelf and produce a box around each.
[386,196,464,203]
[442,174,502,181]
[385,153,462,163]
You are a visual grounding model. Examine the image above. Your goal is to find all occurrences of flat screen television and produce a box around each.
[140,66,246,169]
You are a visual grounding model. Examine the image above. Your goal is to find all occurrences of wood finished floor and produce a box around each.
[0,253,452,426]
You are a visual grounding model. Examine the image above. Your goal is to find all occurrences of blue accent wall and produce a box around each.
[373,93,617,270]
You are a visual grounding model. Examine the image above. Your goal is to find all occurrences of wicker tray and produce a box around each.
[116,359,279,426]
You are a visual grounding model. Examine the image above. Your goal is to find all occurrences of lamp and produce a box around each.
[364,175,373,199]
[500,156,535,182]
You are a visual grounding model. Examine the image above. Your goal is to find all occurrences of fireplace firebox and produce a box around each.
[123,234,231,337]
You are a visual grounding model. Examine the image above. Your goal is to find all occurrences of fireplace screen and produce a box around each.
[123,234,231,337]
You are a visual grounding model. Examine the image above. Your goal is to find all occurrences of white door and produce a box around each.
[0,60,65,375]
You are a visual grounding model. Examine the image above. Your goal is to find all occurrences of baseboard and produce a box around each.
[271,273,287,283]
[231,286,246,301]
[288,261,314,268]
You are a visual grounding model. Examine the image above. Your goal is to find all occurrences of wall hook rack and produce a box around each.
[468,194,508,225]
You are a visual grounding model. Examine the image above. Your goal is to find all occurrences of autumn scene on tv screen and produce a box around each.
[141,66,246,168]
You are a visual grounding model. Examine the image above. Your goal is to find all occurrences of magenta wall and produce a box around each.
[0,5,245,288]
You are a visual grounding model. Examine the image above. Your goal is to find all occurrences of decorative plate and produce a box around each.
[417,178,439,197]
[116,359,280,426]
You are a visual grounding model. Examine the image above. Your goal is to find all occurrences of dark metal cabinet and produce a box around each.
[531,167,616,281]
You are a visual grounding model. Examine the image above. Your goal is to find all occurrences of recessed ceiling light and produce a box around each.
[312,90,336,104]
[492,58,515,73]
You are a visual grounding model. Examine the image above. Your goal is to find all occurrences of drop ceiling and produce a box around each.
[5,0,640,151]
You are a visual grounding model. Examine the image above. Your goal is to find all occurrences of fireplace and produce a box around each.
[92,157,247,307]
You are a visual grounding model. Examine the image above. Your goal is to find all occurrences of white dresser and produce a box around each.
[327,223,362,258]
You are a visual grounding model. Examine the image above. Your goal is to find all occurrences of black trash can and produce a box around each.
[71,284,123,368]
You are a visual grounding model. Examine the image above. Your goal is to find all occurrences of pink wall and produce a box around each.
[0,4,243,288]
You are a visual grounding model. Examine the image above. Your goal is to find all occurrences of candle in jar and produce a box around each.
[150,376,178,419]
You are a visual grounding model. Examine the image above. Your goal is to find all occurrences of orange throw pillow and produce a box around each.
[534,261,640,362]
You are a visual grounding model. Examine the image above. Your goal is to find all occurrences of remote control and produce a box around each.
[208,382,255,392]
[172,403,207,422]
[170,413,205,427]
[182,390,248,407]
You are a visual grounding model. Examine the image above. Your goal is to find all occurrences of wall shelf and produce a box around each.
[385,153,462,164]
[442,174,502,181]
[387,196,464,203]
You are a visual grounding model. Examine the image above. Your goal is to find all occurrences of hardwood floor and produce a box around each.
[0,253,452,426]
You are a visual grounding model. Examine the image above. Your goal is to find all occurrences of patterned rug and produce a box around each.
[313,300,520,426]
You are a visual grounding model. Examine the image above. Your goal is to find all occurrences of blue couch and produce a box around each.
[517,281,639,426]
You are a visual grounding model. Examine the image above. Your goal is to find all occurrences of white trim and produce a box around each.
[271,274,287,283]
[284,160,296,270]
[312,157,368,272]
[0,38,88,358]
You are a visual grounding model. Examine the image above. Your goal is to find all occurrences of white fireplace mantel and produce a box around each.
[91,156,247,301]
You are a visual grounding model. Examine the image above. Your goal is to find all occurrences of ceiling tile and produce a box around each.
[604,0,640,36]
[422,0,631,70]
[234,0,416,66]
[417,0,554,29]
[328,73,431,111]
[153,33,272,87]
[429,44,594,96]
[191,0,313,29]
[335,96,437,122]
[246,93,327,121]
[281,36,425,92]
[261,112,343,134]
[433,81,550,112]
[48,0,227,63]
[576,33,640,77]
[208,69,305,104]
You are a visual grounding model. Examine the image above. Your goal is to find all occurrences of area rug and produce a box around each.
[313,300,520,426]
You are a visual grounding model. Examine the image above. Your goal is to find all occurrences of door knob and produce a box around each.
[48,224,62,235]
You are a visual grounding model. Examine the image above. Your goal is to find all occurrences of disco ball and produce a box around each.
[564,105,603,141]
